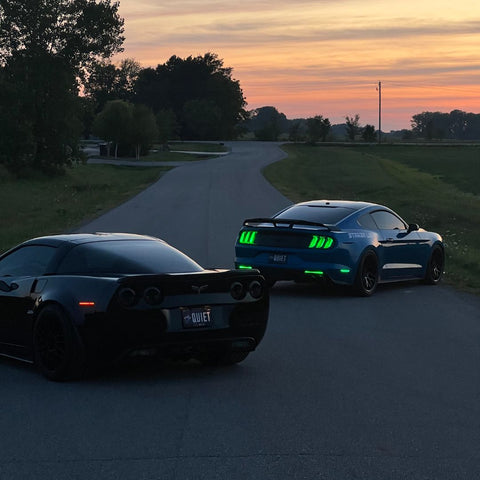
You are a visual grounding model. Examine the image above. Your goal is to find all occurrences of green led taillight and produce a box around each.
[308,235,334,249]
[305,270,324,276]
[239,230,258,245]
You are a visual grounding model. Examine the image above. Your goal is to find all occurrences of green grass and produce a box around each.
[264,144,480,293]
[0,163,169,254]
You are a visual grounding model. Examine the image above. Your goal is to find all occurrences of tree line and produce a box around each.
[247,107,377,143]
[0,1,247,174]
[248,107,480,143]
[1,1,479,176]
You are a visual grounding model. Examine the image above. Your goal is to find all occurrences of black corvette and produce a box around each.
[0,233,269,380]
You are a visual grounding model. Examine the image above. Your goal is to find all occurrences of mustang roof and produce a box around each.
[295,200,379,210]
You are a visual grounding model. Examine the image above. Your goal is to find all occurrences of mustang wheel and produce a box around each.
[33,305,84,381]
[424,245,445,285]
[354,251,378,296]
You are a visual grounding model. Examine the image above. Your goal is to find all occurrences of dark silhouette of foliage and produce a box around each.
[134,53,247,140]
[84,58,140,114]
[411,110,480,140]
[306,116,331,143]
[92,100,157,159]
[345,114,360,141]
[361,124,377,142]
[0,0,124,173]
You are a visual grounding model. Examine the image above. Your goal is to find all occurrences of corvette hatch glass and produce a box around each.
[57,240,203,275]
[275,205,355,225]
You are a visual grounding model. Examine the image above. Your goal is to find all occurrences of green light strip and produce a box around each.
[340,268,351,273]
[304,270,324,275]
[238,265,253,269]
[239,230,258,245]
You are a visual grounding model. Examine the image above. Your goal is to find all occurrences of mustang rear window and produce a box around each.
[275,205,355,225]
[56,240,203,275]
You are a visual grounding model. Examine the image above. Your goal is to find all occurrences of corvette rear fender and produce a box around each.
[35,277,119,326]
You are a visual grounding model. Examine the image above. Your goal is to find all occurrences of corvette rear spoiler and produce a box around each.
[242,218,335,231]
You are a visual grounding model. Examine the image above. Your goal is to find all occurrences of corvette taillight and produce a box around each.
[143,286,163,305]
[230,281,246,300]
[248,280,263,299]
[118,287,137,307]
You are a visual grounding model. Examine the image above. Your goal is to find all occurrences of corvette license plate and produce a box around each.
[271,253,287,264]
[181,307,212,328]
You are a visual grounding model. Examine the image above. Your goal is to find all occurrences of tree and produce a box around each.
[84,58,140,113]
[345,114,360,141]
[306,116,331,144]
[92,100,132,158]
[0,0,124,173]
[288,121,303,142]
[249,106,287,141]
[134,53,247,139]
[130,105,158,159]
[183,99,222,140]
[0,0,124,74]
[156,109,179,145]
[362,124,377,142]
[0,52,83,173]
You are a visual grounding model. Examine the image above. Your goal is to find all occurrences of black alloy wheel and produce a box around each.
[424,245,445,285]
[354,251,379,296]
[33,305,84,381]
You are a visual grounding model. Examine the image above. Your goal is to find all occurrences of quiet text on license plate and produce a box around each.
[271,253,288,264]
[182,307,212,328]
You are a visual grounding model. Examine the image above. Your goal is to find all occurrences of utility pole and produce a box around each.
[378,81,382,144]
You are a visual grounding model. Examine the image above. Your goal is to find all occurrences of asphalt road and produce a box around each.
[1,142,480,479]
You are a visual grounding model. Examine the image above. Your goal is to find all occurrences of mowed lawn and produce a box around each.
[264,144,480,293]
[0,164,169,254]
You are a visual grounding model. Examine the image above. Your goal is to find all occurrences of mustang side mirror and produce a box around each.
[407,223,419,233]
[0,280,18,292]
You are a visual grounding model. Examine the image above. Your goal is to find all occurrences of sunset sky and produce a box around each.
[114,0,480,131]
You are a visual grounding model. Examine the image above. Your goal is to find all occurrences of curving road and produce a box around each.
[1,142,480,480]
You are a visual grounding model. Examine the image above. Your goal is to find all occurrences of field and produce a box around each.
[0,164,169,254]
[264,144,480,293]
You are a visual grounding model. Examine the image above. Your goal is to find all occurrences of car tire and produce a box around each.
[353,250,379,297]
[424,244,445,285]
[33,304,85,381]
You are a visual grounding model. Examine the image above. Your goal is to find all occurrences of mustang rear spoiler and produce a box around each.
[242,218,336,231]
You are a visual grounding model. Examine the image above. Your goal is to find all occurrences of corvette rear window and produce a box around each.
[56,240,203,275]
[275,205,355,225]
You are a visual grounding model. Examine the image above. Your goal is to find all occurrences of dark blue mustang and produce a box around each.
[235,200,444,296]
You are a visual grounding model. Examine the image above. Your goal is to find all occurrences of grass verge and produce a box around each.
[264,144,480,293]
[0,163,169,254]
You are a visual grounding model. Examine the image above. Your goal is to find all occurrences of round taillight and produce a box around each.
[230,281,246,300]
[248,280,263,299]
[144,286,163,305]
[118,287,137,307]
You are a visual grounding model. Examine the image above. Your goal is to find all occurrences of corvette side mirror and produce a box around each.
[407,223,419,233]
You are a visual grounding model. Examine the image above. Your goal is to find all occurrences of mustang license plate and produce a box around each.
[271,253,288,264]
[181,307,212,328]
